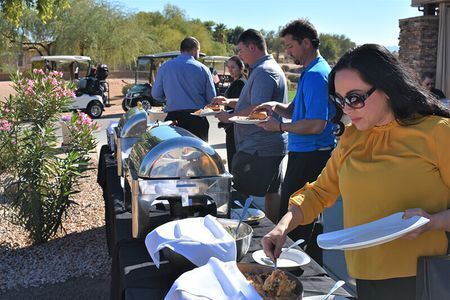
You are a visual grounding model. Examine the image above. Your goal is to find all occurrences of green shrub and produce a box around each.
[122,83,134,95]
[287,73,300,83]
[0,69,98,245]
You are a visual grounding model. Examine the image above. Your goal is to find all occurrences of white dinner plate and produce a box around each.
[190,109,220,117]
[303,295,349,300]
[252,248,311,269]
[317,212,429,250]
[229,116,268,124]
[230,208,265,224]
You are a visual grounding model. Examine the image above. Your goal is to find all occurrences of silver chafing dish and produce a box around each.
[114,106,148,176]
[125,125,232,238]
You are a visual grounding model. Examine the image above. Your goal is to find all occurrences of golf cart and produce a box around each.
[31,55,109,119]
[122,51,207,112]
[202,55,231,96]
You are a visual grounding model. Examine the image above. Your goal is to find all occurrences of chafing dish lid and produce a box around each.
[129,126,225,178]
[118,106,148,137]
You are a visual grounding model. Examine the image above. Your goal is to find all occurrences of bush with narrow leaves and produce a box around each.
[0,69,98,245]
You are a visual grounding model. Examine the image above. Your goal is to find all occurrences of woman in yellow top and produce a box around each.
[262,44,450,300]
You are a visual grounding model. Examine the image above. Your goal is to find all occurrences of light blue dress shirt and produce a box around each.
[151,53,216,112]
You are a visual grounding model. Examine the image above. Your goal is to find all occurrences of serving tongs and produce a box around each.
[234,197,252,236]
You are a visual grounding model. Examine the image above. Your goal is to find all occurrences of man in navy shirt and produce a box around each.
[256,19,336,265]
[152,37,216,141]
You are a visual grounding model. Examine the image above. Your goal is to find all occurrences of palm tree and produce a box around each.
[213,23,227,44]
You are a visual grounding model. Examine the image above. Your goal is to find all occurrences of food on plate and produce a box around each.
[244,269,297,299]
[205,103,222,111]
[192,104,222,116]
[248,111,268,120]
[192,109,203,116]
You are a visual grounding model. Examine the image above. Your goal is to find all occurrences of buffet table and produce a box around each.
[97,145,353,299]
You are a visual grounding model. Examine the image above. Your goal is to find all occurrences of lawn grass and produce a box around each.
[288,90,296,102]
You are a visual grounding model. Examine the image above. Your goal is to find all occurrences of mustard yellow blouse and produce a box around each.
[289,115,450,280]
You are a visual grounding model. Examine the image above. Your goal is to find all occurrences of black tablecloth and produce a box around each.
[97,145,353,299]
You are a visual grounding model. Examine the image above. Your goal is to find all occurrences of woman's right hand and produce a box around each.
[261,224,287,263]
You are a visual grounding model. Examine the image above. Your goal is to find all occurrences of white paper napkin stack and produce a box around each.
[165,257,262,300]
[145,215,237,268]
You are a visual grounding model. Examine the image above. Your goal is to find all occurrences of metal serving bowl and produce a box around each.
[215,218,253,262]
[161,217,253,274]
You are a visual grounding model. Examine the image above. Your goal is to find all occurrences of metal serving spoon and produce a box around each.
[321,280,345,300]
[234,197,252,236]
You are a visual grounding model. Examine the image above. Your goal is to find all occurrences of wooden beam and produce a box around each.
[412,0,450,7]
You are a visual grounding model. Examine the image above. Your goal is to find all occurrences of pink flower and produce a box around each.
[60,115,71,122]
[0,119,12,131]
[65,89,76,98]
[33,69,45,75]
[49,71,63,78]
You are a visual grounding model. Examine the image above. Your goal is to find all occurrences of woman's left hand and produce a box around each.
[402,208,433,240]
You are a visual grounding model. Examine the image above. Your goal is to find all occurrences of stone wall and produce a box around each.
[399,15,439,79]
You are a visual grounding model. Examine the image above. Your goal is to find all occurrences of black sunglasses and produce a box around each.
[330,87,377,109]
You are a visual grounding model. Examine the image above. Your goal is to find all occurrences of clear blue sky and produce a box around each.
[114,0,422,47]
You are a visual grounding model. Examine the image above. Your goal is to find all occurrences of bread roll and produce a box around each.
[248,111,268,120]
[205,104,221,111]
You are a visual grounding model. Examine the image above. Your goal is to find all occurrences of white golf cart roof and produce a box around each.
[137,51,207,60]
[202,56,230,62]
[31,55,92,63]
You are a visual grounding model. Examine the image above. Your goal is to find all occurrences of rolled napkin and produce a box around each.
[165,257,262,300]
[145,215,236,268]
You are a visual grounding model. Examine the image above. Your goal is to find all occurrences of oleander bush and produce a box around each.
[122,83,133,95]
[0,69,98,245]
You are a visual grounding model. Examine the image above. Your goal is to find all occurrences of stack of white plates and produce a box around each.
[317,212,429,250]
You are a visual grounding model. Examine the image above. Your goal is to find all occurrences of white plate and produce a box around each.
[317,212,429,250]
[229,116,268,124]
[252,248,311,269]
[303,295,348,300]
[230,208,265,223]
[190,109,220,117]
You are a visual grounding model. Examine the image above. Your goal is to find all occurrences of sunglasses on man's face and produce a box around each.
[330,87,376,109]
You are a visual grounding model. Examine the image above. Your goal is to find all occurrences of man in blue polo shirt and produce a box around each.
[255,19,336,265]
[152,37,216,141]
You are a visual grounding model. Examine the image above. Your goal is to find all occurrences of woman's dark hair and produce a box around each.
[228,55,244,70]
[329,43,450,135]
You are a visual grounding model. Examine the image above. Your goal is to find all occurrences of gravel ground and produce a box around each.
[0,158,111,297]
[0,79,124,299]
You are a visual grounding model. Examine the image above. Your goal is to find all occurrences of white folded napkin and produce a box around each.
[145,215,236,268]
[165,257,262,300]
